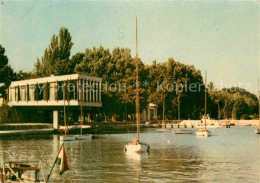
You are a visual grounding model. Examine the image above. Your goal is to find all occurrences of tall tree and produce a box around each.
[0,45,13,99]
[33,27,74,76]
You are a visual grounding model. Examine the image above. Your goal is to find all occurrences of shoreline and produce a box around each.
[0,120,258,136]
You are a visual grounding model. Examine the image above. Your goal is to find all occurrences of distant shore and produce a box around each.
[0,120,259,136]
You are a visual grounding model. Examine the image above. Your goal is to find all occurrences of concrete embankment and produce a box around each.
[57,122,148,134]
[179,120,259,126]
[0,123,53,136]
[228,120,259,126]
[0,122,148,136]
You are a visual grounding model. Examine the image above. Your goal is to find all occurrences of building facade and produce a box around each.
[7,74,102,107]
[2,74,102,128]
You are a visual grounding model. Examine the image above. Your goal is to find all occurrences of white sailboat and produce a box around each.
[196,72,211,137]
[255,78,260,134]
[124,17,149,153]
[76,103,92,140]
[60,81,76,141]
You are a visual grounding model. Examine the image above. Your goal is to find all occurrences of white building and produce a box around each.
[3,74,102,128]
[7,74,102,107]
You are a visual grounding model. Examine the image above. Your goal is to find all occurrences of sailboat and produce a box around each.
[60,81,76,141]
[76,102,92,140]
[124,17,150,153]
[255,78,260,134]
[196,72,211,137]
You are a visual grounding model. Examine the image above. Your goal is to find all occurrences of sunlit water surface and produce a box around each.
[0,126,259,183]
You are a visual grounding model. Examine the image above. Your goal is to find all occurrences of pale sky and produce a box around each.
[0,0,259,94]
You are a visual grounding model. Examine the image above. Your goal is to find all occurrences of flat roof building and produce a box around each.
[1,74,102,128]
[7,74,102,107]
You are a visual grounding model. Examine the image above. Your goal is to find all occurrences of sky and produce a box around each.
[0,0,259,95]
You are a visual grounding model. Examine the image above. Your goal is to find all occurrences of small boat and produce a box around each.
[124,137,149,153]
[60,135,77,141]
[196,71,211,137]
[60,90,76,142]
[196,128,211,137]
[76,134,92,140]
[124,17,149,153]
[174,129,193,134]
[156,128,173,132]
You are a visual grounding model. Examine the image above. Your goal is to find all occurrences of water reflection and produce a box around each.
[0,127,259,182]
[125,151,149,163]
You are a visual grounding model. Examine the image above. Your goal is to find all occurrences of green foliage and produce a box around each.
[209,87,258,120]
[0,45,13,99]
[13,70,33,81]
[146,58,204,119]
[33,27,74,77]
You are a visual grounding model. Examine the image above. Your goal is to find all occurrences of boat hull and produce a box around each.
[174,129,193,134]
[124,143,149,153]
[60,135,77,141]
[76,134,92,140]
[156,128,173,132]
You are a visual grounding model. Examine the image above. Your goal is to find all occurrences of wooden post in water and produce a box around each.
[135,16,140,140]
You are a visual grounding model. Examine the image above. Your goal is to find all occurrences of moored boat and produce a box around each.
[196,72,211,137]
[124,137,149,153]
[156,128,173,132]
[124,17,149,153]
[60,135,77,141]
[174,129,193,134]
[76,134,92,140]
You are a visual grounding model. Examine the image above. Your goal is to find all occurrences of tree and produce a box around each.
[33,27,74,77]
[0,45,13,99]
[13,70,32,81]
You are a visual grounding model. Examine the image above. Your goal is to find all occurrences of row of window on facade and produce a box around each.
[8,80,102,102]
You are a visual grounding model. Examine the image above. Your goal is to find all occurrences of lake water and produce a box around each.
[0,126,259,183]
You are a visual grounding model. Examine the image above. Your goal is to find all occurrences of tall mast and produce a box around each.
[204,71,207,130]
[135,16,140,140]
[63,81,67,136]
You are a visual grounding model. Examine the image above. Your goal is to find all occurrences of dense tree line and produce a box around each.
[0,27,259,120]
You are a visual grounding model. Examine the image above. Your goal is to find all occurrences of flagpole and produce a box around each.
[46,143,64,183]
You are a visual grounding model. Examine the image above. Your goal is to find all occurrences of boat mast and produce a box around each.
[135,16,140,140]
[204,71,207,130]
[64,81,67,136]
